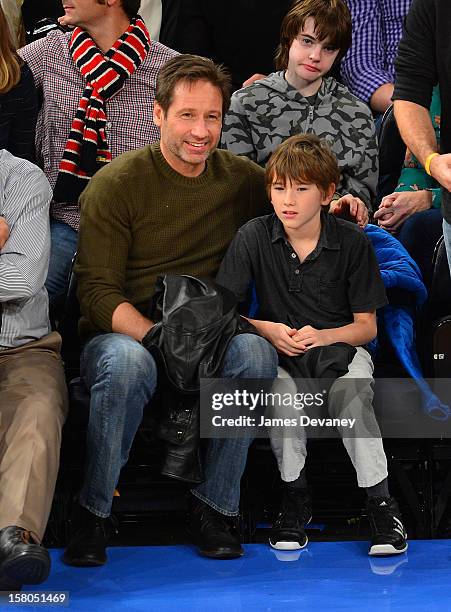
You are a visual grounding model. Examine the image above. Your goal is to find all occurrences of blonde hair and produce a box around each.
[0,5,22,94]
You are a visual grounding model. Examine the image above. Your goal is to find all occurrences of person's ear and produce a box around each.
[322,183,336,205]
[153,102,163,127]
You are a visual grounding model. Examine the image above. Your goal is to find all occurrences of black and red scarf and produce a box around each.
[53,16,151,203]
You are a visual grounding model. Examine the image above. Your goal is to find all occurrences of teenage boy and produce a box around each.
[217,134,408,556]
[221,0,376,226]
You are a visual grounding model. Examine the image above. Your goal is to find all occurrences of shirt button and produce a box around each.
[106,121,112,129]
[295,269,300,275]
[291,253,297,259]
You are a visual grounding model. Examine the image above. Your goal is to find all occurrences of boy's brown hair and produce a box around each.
[275,0,352,71]
[155,54,232,117]
[265,134,340,197]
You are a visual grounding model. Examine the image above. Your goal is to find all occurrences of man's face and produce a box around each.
[153,79,223,178]
[60,0,107,29]
[286,17,340,92]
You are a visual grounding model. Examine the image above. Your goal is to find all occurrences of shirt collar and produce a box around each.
[271,211,341,252]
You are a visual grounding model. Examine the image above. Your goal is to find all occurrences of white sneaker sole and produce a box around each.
[269,536,309,551]
[369,542,408,556]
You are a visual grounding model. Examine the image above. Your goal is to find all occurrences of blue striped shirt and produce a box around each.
[341,0,412,104]
[0,150,52,349]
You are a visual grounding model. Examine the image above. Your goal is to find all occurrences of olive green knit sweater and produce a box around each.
[76,143,268,336]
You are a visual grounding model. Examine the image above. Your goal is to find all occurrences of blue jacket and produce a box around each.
[365,224,449,419]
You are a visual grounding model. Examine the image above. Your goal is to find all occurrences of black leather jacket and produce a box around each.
[142,275,257,483]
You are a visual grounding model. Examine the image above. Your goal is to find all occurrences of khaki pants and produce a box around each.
[270,347,388,488]
[0,332,68,541]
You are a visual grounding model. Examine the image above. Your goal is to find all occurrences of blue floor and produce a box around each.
[13,540,451,611]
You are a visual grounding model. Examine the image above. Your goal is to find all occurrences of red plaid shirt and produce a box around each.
[19,30,177,231]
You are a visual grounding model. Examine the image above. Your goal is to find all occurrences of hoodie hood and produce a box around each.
[255,71,342,108]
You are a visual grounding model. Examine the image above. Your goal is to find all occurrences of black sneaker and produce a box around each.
[269,488,312,551]
[366,496,408,556]
[188,495,244,559]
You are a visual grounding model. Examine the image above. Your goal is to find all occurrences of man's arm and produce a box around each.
[18,35,48,90]
[340,0,392,109]
[393,100,451,192]
[370,83,394,115]
[0,168,51,302]
[368,0,411,113]
[76,168,149,338]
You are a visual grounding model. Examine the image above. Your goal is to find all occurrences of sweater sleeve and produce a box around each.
[221,91,258,163]
[338,102,379,210]
[393,0,437,109]
[75,170,133,332]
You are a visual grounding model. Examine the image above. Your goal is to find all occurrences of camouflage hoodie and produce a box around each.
[221,71,378,209]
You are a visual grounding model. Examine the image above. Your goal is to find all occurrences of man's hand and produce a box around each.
[0,217,10,249]
[257,321,305,356]
[329,194,369,228]
[242,73,267,88]
[292,325,330,351]
[429,153,451,192]
[374,190,432,232]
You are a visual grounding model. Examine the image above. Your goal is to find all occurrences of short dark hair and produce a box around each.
[265,134,340,197]
[275,0,352,71]
[121,0,141,19]
[155,54,232,117]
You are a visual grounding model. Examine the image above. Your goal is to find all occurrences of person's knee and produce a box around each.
[82,333,157,391]
[224,333,278,377]
[12,385,66,439]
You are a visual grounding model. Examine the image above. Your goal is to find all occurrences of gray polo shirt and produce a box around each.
[0,150,52,349]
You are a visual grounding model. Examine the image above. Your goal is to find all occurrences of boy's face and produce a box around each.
[271,178,334,233]
[286,17,340,92]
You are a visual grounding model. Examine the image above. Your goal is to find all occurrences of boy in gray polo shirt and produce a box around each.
[217,134,407,557]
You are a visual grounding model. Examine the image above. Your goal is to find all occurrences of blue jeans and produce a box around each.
[79,332,278,517]
[443,219,451,274]
[45,221,78,314]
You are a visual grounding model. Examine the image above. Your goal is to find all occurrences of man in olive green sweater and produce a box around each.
[63,55,278,567]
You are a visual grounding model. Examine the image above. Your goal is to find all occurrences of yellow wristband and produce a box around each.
[425,152,440,176]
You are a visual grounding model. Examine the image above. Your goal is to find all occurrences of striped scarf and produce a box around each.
[53,16,151,204]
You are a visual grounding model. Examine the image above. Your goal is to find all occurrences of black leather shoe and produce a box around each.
[188,495,244,559]
[0,526,50,586]
[62,504,117,567]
